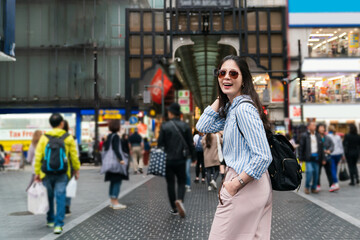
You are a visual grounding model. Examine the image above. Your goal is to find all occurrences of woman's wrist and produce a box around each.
[211,98,220,112]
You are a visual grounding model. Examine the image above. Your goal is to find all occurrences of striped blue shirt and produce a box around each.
[196,95,272,180]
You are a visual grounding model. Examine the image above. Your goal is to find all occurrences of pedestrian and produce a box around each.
[327,125,344,192]
[0,144,6,171]
[143,137,151,166]
[196,55,273,239]
[193,131,205,183]
[299,121,324,194]
[103,120,129,210]
[25,130,43,191]
[343,124,360,185]
[99,137,105,152]
[121,134,130,154]
[158,102,195,218]
[34,113,80,234]
[217,131,226,180]
[63,120,79,216]
[316,123,334,191]
[201,133,221,191]
[128,128,144,174]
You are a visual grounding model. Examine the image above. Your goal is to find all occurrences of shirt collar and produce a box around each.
[228,95,252,111]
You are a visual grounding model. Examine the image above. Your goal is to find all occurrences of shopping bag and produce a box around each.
[27,182,49,215]
[339,162,350,181]
[66,176,77,198]
[100,135,129,176]
[147,148,166,177]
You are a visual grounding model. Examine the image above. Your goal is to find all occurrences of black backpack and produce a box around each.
[235,101,302,191]
[41,133,69,175]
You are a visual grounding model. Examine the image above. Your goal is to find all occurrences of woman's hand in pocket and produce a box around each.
[119,160,125,165]
[223,180,239,197]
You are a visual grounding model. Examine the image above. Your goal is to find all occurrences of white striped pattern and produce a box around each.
[196,95,272,180]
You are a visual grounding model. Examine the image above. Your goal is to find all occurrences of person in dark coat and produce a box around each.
[158,103,196,218]
[343,124,360,185]
[316,123,334,191]
[299,121,324,194]
[104,120,129,210]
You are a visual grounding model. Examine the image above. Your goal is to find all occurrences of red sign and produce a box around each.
[150,68,173,104]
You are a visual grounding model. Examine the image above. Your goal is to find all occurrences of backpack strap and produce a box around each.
[234,100,255,139]
[44,132,69,141]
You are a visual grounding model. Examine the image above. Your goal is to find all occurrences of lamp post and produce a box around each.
[169,63,176,102]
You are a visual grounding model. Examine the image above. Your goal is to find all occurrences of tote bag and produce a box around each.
[100,134,129,176]
[147,148,166,177]
[339,162,350,181]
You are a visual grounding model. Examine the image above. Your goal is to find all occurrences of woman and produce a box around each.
[196,55,272,240]
[143,137,151,166]
[343,124,360,185]
[25,130,43,191]
[104,120,129,210]
[327,125,344,192]
[201,133,221,191]
[27,130,43,167]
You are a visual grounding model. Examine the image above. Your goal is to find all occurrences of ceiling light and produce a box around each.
[327,36,338,42]
[334,31,337,33]
[307,43,314,46]
[338,28,341,31]
[308,39,320,42]
[316,31,319,34]
[350,31,353,33]
[355,28,359,31]
[339,32,347,38]
[310,34,334,37]
[319,29,323,31]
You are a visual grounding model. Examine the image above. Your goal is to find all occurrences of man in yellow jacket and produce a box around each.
[34,113,80,234]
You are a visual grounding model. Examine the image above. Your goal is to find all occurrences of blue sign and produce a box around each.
[289,0,360,27]
[129,116,138,125]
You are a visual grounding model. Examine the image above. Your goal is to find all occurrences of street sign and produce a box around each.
[143,90,151,103]
[178,90,190,98]
[129,116,138,124]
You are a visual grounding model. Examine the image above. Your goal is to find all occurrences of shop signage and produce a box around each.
[0,129,51,141]
[178,98,190,105]
[289,105,301,119]
[150,68,173,104]
[180,106,190,114]
[99,109,122,120]
[289,0,360,27]
[271,80,284,102]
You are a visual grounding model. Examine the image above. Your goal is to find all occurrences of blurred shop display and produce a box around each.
[308,28,360,58]
[8,144,24,170]
[79,143,94,165]
[300,75,359,104]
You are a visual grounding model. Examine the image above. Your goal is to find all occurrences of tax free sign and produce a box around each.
[288,0,360,27]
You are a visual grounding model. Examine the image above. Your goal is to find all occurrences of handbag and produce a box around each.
[170,120,190,158]
[27,182,49,215]
[339,162,350,181]
[147,148,167,177]
[100,134,129,176]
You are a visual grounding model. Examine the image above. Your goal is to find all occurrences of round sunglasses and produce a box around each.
[215,69,239,80]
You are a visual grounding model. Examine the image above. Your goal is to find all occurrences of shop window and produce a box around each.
[301,74,359,104]
[308,28,360,58]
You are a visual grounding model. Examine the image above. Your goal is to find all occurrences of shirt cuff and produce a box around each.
[204,106,219,117]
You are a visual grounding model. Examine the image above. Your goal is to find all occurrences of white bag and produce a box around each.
[27,182,49,215]
[66,176,77,198]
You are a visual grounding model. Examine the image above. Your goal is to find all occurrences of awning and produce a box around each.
[0,51,16,62]
[302,58,360,73]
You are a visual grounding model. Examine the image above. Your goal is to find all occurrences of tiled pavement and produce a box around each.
[2,165,360,240]
[58,174,360,240]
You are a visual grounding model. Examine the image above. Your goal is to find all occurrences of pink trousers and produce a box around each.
[209,168,272,240]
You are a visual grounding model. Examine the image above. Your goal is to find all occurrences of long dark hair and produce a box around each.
[216,55,271,133]
[349,124,358,135]
[205,133,212,148]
